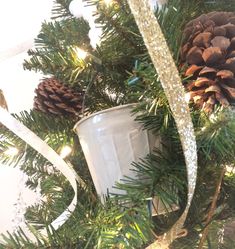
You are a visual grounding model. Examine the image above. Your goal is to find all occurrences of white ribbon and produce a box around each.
[0,106,77,236]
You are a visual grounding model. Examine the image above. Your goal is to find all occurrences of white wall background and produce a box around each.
[0,0,54,113]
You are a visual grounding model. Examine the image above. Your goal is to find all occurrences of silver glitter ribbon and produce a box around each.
[126,0,198,247]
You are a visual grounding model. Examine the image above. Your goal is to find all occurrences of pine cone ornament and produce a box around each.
[34,78,84,117]
[180,11,235,113]
[0,89,8,129]
[0,89,8,110]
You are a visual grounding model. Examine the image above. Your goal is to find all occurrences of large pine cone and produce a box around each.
[180,11,235,113]
[34,78,84,117]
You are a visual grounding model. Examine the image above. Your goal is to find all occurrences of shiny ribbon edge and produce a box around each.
[126,0,198,247]
[0,107,77,237]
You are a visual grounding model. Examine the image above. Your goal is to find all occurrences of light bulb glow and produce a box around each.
[4,147,19,156]
[103,0,113,6]
[74,47,88,60]
[226,165,235,174]
[60,145,72,159]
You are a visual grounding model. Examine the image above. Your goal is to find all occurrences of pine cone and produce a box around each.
[34,78,84,117]
[0,89,8,129]
[180,11,235,113]
[0,89,8,110]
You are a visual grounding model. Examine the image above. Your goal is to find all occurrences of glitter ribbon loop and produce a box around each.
[0,107,78,237]
[126,0,198,247]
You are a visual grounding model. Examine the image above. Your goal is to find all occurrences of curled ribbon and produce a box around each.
[0,106,77,237]
[126,0,198,247]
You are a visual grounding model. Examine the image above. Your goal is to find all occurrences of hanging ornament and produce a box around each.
[180,11,235,113]
[126,0,198,247]
[69,0,84,18]
[75,105,158,197]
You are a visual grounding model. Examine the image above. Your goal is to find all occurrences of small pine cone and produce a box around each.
[180,11,235,113]
[0,89,8,110]
[0,89,8,129]
[33,78,84,117]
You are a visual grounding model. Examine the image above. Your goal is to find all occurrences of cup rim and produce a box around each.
[73,103,137,131]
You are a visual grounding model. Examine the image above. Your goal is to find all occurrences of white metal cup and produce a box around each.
[74,104,158,201]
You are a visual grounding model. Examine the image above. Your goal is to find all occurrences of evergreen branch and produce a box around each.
[196,109,235,165]
[34,19,90,50]
[0,110,75,167]
[160,0,204,61]
[0,110,91,193]
[98,3,143,54]
[204,0,235,12]
[51,0,72,19]
[23,19,92,85]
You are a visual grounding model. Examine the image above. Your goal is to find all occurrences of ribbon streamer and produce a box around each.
[0,107,77,237]
[126,0,198,247]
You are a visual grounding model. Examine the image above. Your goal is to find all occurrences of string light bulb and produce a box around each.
[60,145,72,159]
[4,147,19,156]
[73,46,102,65]
[74,47,88,60]
[103,0,114,6]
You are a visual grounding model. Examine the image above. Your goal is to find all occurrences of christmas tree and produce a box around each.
[1,0,235,248]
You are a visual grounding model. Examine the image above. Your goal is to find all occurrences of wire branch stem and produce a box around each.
[198,166,226,249]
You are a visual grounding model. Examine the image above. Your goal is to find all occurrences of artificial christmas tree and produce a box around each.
[1,0,235,248]
[181,11,235,113]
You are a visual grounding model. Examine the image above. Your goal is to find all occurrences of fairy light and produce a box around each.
[103,0,114,6]
[73,46,102,65]
[4,147,19,156]
[60,145,72,159]
[74,47,88,60]
[209,113,219,122]
[225,164,235,175]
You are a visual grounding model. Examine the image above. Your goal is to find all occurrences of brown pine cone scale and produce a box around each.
[181,11,235,112]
